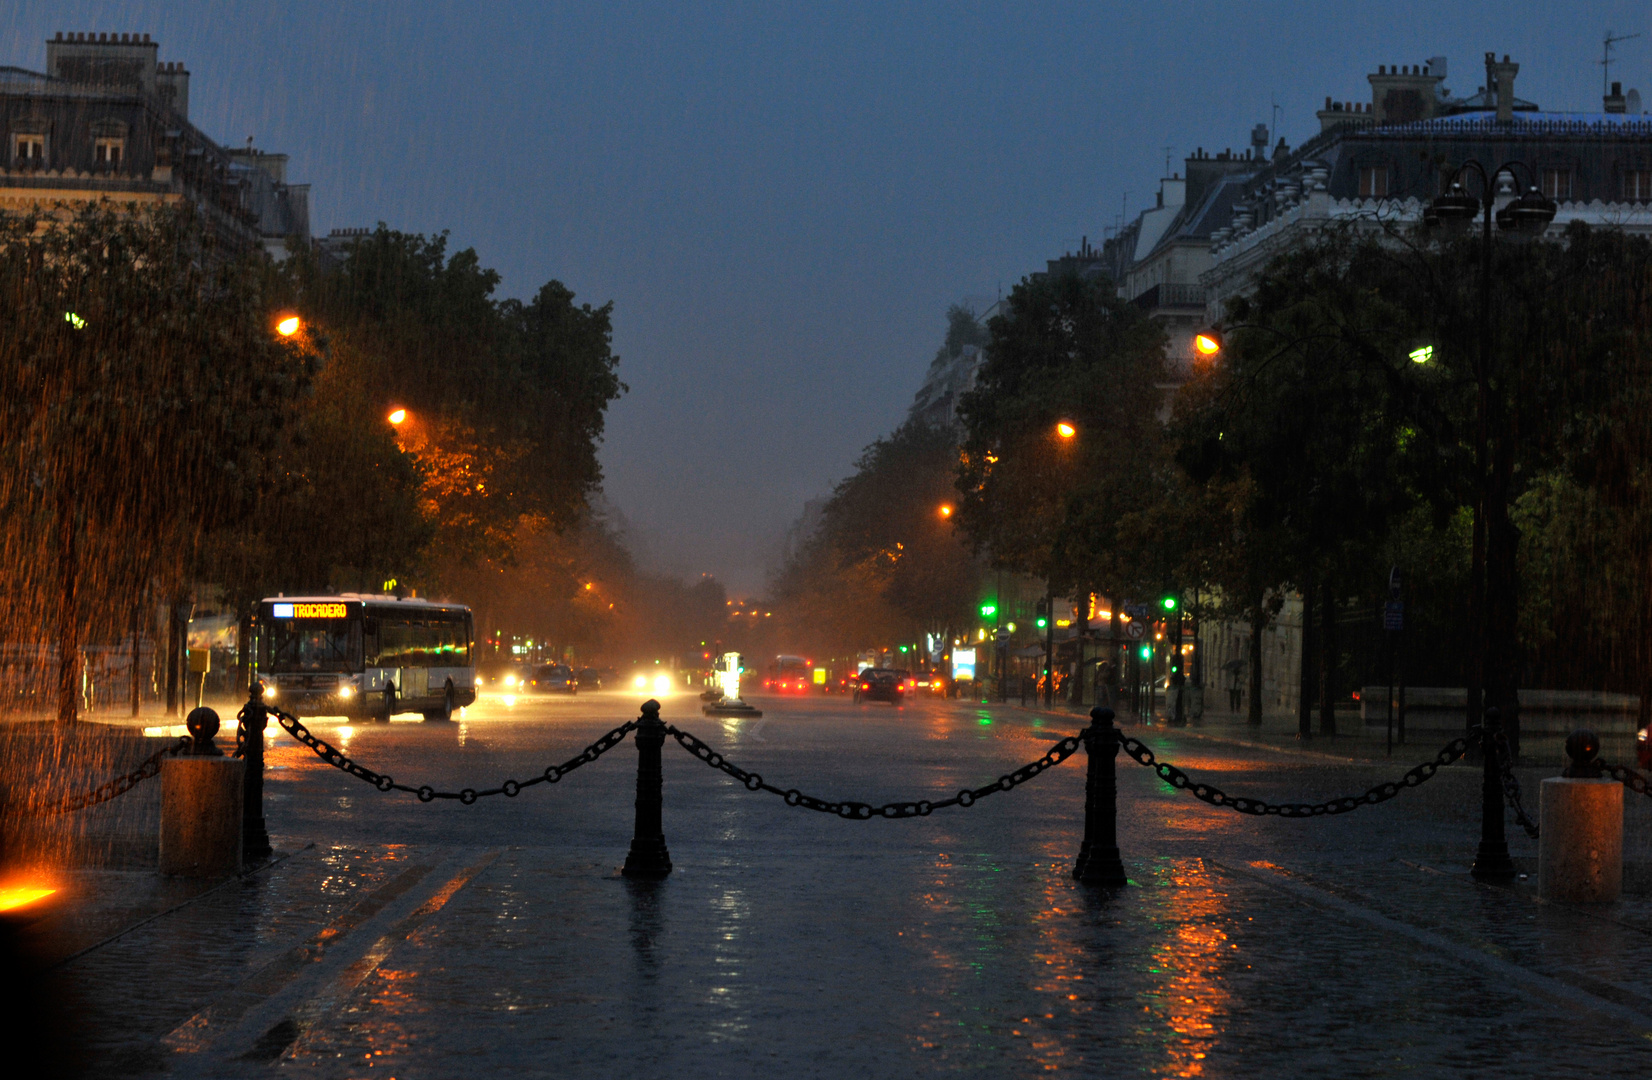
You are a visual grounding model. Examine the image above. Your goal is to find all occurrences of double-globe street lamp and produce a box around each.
[1426,161,1556,881]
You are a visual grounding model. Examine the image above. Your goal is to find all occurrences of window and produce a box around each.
[13,134,44,163]
[1542,169,1573,200]
[1624,169,1652,202]
[94,138,123,165]
[1358,166,1389,198]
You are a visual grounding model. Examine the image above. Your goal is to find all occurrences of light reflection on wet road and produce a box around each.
[37,690,1652,1077]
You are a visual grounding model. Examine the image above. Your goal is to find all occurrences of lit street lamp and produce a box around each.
[1193,331,1222,359]
[1426,159,1556,882]
[276,314,301,337]
[387,407,408,426]
[1055,421,1077,439]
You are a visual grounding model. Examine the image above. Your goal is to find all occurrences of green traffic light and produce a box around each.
[1138,644,1152,660]
[1160,595,1178,612]
[1035,617,1048,629]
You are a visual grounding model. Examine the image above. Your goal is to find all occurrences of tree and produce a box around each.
[0,203,318,721]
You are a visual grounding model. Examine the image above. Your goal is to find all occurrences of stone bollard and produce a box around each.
[622,700,672,880]
[160,708,244,878]
[1539,729,1622,903]
[1073,707,1128,887]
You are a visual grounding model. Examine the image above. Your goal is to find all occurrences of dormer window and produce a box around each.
[14,134,45,164]
[1358,165,1389,198]
[94,138,124,166]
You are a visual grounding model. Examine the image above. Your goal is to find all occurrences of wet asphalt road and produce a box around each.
[25,689,1652,1077]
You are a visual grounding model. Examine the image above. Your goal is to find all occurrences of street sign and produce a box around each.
[993,629,1010,642]
[1383,601,1404,632]
[1125,622,1146,640]
[1123,603,1151,620]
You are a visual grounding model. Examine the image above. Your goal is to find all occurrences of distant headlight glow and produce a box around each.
[653,674,672,694]
[634,675,648,689]
[504,674,517,687]
[338,685,354,699]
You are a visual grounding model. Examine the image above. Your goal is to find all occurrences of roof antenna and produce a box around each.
[1271,98,1282,143]
[1603,29,1642,96]
[1163,145,1174,176]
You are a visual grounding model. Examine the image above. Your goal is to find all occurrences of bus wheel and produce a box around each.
[425,682,455,722]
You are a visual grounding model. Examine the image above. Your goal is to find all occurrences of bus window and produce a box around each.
[363,617,381,666]
[264,618,360,673]
[379,618,414,668]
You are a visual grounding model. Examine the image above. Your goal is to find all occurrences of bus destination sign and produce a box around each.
[271,602,349,619]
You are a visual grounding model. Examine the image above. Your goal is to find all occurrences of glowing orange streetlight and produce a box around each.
[387,407,408,426]
[1055,421,1077,439]
[276,315,301,337]
[938,504,954,518]
[1193,331,1222,358]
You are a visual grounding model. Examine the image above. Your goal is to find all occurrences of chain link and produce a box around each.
[1602,762,1652,798]
[1494,729,1540,838]
[665,724,1085,818]
[1117,730,1473,817]
[267,703,636,803]
[12,736,193,817]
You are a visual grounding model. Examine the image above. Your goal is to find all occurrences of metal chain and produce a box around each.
[665,724,1085,819]
[12,736,193,817]
[1117,731,1473,817]
[1602,762,1652,798]
[1494,729,1540,838]
[268,704,636,803]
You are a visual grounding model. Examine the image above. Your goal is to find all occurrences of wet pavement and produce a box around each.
[10,690,1652,1077]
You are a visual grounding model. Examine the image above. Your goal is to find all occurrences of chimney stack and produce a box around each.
[1605,81,1627,114]
[1486,52,1519,123]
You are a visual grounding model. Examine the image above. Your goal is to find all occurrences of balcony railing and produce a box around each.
[1132,282,1207,311]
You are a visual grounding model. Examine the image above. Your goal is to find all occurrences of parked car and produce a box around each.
[529,663,578,694]
[854,668,911,705]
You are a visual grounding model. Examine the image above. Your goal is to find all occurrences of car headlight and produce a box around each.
[634,675,648,689]
[653,674,672,694]
[263,684,277,700]
[504,674,517,687]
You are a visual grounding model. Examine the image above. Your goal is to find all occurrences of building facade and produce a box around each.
[0,31,308,257]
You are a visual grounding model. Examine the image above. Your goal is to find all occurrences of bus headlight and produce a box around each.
[338,684,355,700]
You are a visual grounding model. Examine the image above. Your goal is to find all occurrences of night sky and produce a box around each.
[5,2,1647,591]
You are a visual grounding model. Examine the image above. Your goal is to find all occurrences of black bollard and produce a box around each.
[622,699,673,879]
[1073,707,1128,887]
[240,685,272,860]
[1562,729,1604,779]
[1470,706,1516,881]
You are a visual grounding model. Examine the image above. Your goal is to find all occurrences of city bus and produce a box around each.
[255,594,477,721]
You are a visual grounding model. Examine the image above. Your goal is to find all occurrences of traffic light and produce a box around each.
[1138,644,1152,661]
[1160,594,1179,613]
[1035,597,1050,630]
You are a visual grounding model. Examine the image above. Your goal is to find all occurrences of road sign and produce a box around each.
[993,629,1010,643]
[1383,601,1404,632]
[1125,622,1146,640]
[1123,603,1151,620]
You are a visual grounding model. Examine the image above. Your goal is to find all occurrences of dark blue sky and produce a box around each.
[7,2,1648,591]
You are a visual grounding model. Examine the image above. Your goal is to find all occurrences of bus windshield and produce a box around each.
[264,618,361,673]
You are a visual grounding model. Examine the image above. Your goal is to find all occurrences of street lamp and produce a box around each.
[387,407,408,426]
[938,503,954,519]
[1055,421,1077,439]
[1193,331,1222,359]
[276,315,301,337]
[1426,159,1556,883]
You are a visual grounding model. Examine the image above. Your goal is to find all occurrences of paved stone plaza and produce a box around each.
[10,691,1652,1077]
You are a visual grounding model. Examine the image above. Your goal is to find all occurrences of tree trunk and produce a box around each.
[1297,571,1315,739]
[1319,577,1337,736]
[54,494,82,724]
[1248,597,1265,726]
[130,600,143,717]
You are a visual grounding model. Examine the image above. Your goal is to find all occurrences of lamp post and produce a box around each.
[1427,161,1555,881]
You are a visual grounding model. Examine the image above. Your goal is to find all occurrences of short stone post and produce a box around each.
[622,699,672,880]
[1539,729,1623,902]
[1073,707,1128,887]
[160,707,244,878]
[240,686,272,860]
